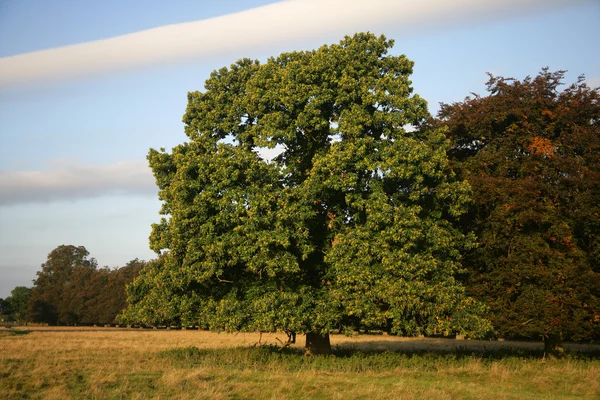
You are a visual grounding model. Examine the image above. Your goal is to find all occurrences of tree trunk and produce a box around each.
[305,332,332,355]
[544,333,564,359]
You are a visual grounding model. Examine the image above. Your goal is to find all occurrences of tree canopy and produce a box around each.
[121,33,490,353]
[28,245,97,325]
[4,286,32,322]
[0,287,32,322]
[436,69,600,355]
[28,245,145,325]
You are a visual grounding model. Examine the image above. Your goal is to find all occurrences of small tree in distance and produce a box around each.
[5,286,32,323]
[0,297,13,321]
[121,33,491,354]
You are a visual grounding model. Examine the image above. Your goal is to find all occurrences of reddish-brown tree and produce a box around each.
[436,69,600,357]
[28,245,146,326]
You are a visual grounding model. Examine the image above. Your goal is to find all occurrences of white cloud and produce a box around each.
[0,160,156,205]
[0,0,585,88]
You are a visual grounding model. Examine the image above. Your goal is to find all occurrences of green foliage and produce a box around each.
[437,69,600,343]
[3,287,32,322]
[123,33,490,338]
[0,297,13,320]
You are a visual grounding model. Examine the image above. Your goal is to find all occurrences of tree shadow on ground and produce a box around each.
[332,338,600,360]
[159,340,600,372]
[2,328,31,336]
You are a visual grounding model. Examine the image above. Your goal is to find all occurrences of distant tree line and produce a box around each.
[1,245,145,326]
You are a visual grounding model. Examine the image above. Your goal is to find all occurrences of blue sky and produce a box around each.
[0,0,599,297]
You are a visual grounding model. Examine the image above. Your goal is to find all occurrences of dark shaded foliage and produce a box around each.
[435,69,600,355]
[0,297,13,318]
[2,287,32,322]
[28,245,97,325]
[27,245,145,325]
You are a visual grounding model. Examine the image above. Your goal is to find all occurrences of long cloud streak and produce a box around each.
[0,160,156,205]
[0,0,584,88]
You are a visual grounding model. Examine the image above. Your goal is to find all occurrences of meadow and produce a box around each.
[1,326,599,399]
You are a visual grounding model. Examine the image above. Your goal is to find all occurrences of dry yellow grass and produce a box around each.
[1,326,599,399]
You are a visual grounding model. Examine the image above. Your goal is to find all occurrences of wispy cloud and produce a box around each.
[0,160,156,205]
[0,0,584,88]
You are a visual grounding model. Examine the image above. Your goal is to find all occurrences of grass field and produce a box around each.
[1,326,599,399]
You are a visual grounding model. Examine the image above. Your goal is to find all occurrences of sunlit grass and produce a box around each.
[1,326,599,399]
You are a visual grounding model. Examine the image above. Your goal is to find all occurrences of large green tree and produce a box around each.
[436,70,600,356]
[122,33,490,354]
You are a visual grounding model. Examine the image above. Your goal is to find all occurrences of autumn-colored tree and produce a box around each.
[60,265,104,325]
[92,259,146,325]
[26,246,146,325]
[436,69,600,357]
[121,33,490,354]
[28,245,97,325]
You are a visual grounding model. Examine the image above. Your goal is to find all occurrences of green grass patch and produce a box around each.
[0,328,30,337]
[66,369,89,396]
[10,328,30,336]
[158,345,600,374]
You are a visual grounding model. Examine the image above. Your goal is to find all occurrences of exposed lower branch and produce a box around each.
[216,275,233,283]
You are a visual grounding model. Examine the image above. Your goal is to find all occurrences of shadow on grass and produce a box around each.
[335,339,600,360]
[9,328,30,336]
[158,342,600,373]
